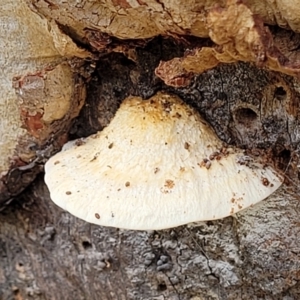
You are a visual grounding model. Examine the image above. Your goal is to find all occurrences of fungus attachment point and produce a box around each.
[45,93,283,230]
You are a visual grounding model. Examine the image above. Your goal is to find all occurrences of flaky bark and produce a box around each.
[0,0,90,202]
[26,0,300,39]
[1,0,300,299]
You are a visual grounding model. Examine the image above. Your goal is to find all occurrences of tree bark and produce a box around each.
[1,1,300,299]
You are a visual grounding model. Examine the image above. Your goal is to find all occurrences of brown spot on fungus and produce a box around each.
[54,161,60,165]
[198,158,210,168]
[221,147,228,155]
[209,152,220,160]
[108,143,114,149]
[261,177,270,186]
[90,156,97,162]
[162,100,172,112]
[125,181,130,187]
[154,167,160,174]
[205,161,212,169]
[184,142,190,150]
[164,180,175,189]
[95,213,100,219]
[66,191,72,195]
[75,139,85,146]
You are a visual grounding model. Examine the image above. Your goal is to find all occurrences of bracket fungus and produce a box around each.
[45,93,283,230]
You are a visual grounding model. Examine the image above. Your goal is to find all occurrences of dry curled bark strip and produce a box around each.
[207,0,300,76]
[156,0,300,87]
[155,48,221,87]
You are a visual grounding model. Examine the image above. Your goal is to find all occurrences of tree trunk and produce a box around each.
[1,1,300,299]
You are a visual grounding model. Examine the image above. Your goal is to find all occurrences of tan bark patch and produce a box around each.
[156,1,300,87]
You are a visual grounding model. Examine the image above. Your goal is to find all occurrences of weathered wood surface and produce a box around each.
[0,178,299,299]
[1,50,300,299]
[0,0,89,203]
[1,1,300,299]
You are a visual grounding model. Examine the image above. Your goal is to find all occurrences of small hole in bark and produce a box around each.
[235,108,257,127]
[278,149,291,170]
[82,241,92,249]
[157,283,167,291]
[274,86,287,101]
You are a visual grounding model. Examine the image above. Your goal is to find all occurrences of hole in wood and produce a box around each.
[278,149,291,170]
[234,108,258,128]
[82,241,92,249]
[274,86,287,101]
[157,283,167,291]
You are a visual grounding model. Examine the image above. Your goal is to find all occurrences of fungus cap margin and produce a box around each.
[45,92,283,230]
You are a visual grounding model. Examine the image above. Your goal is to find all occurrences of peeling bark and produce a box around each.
[156,1,300,87]
[0,0,90,202]
[25,0,300,40]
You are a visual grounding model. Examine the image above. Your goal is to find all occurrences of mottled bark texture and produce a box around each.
[1,177,299,300]
[1,0,300,299]
[0,0,90,203]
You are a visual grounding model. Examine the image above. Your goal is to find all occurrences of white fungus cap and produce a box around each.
[45,93,283,230]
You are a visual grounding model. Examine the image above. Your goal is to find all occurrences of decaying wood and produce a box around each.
[1,0,300,299]
[0,177,299,300]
